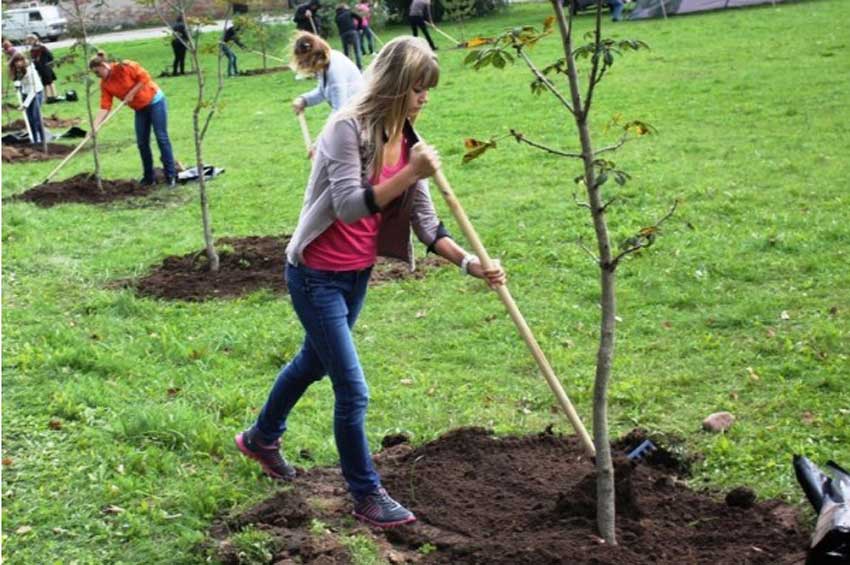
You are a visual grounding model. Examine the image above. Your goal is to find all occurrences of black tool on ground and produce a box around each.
[177,165,225,184]
[45,90,78,104]
[627,439,657,463]
[793,455,850,564]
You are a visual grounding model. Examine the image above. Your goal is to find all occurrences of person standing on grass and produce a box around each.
[294,0,322,35]
[221,23,245,77]
[235,36,506,528]
[89,52,177,187]
[170,15,190,75]
[25,35,58,102]
[335,3,364,69]
[408,0,437,51]
[355,1,375,56]
[9,53,45,145]
[290,32,363,156]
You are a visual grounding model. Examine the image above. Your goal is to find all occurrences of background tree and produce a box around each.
[463,0,675,544]
[63,0,106,190]
[144,0,231,272]
[441,0,476,41]
[235,7,290,70]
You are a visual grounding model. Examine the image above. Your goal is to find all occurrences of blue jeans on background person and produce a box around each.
[134,96,176,183]
[221,43,238,76]
[252,262,380,497]
[609,0,624,21]
[359,26,374,54]
[25,91,45,145]
[340,30,363,69]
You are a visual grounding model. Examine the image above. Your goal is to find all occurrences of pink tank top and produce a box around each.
[303,140,408,271]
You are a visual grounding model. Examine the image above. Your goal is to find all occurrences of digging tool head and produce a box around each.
[627,439,657,463]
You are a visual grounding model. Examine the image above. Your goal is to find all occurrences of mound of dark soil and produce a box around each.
[10,173,161,207]
[239,65,290,76]
[207,427,808,564]
[128,235,449,301]
[3,113,81,130]
[157,70,199,78]
[2,142,78,163]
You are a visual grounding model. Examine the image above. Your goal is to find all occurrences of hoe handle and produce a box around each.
[297,112,312,154]
[433,169,596,457]
[41,100,126,186]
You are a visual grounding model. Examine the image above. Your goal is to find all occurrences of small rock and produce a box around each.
[725,486,756,508]
[702,411,735,433]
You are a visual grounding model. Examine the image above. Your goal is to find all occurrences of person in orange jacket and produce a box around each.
[89,52,177,187]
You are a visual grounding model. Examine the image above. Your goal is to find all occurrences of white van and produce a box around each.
[2,3,67,43]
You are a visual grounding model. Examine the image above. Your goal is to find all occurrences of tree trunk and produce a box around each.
[73,0,103,191]
[190,47,220,272]
[550,0,618,545]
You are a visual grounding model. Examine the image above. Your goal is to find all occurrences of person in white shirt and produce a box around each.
[9,53,45,145]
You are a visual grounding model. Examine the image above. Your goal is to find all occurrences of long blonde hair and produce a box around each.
[339,36,439,176]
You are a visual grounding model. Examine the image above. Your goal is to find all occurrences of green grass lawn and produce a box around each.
[3,1,849,562]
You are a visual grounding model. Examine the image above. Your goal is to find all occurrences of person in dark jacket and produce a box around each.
[408,0,437,51]
[294,0,322,34]
[334,3,363,69]
[25,35,58,102]
[221,24,245,77]
[171,15,190,75]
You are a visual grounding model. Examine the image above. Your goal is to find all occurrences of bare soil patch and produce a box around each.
[239,65,290,76]
[11,173,161,207]
[206,427,808,564]
[127,235,449,301]
[2,142,78,163]
[3,113,81,130]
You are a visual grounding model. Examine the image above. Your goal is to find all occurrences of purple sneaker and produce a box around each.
[234,428,296,481]
[353,487,416,528]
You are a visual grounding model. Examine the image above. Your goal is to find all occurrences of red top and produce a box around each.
[303,140,409,271]
[99,60,159,111]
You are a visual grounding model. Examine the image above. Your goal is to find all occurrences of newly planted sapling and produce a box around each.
[463,0,676,545]
[144,0,230,271]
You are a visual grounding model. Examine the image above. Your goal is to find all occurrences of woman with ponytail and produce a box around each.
[235,36,505,528]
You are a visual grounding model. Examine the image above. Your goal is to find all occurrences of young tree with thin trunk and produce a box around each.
[65,0,105,191]
[143,0,230,272]
[463,1,676,544]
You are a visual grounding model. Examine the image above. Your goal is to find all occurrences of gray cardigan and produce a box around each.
[285,116,450,269]
[301,51,364,112]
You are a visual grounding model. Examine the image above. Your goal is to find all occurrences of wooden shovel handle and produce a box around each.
[433,169,596,457]
[297,112,312,154]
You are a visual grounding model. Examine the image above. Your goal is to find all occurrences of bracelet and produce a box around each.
[460,254,479,276]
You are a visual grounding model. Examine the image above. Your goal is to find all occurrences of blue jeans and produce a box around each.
[221,43,238,76]
[341,30,362,70]
[25,91,45,145]
[359,26,374,54]
[253,262,380,496]
[610,0,624,21]
[134,97,176,181]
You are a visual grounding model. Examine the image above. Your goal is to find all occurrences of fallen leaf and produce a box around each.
[766,327,776,338]
[48,418,63,430]
[166,387,181,397]
[2,457,13,466]
[746,367,760,381]
[427,386,437,396]
[102,505,125,515]
[415,310,427,319]
[399,378,414,386]
[661,321,672,329]
[780,310,790,321]
[801,411,815,425]
[729,391,739,401]
[16,525,32,535]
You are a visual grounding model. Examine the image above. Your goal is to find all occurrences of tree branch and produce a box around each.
[515,48,574,115]
[599,197,616,213]
[573,192,592,210]
[510,129,583,159]
[612,199,679,267]
[594,133,631,156]
[583,1,604,116]
[200,6,230,140]
[577,238,600,264]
